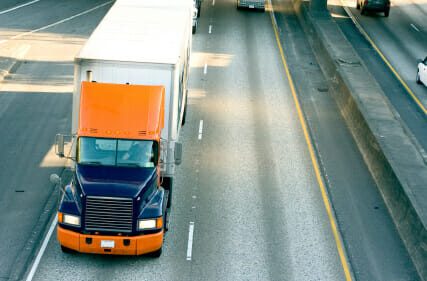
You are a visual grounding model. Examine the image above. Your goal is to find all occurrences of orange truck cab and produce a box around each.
[56,82,168,257]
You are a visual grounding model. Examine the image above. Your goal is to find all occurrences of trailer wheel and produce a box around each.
[164,209,170,232]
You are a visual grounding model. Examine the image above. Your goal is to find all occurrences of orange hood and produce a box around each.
[78,82,165,140]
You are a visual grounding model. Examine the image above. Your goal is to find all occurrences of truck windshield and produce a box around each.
[78,137,158,168]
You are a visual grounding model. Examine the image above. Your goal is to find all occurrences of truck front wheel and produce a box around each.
[162,177,173,208]
[61,245,75,254]
[149,247,162,258]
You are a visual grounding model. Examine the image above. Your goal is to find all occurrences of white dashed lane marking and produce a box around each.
[198,120,204,140]
[411,24,420,32]
[186,222,195,261]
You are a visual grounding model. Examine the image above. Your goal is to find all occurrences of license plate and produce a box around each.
[249,4,255,8]
[101,240,115,248]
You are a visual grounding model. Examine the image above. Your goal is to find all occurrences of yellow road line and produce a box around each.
[342,4,427,115]
[268,6,353,281]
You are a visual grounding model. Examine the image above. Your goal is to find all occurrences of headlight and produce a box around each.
[62,213,81,227]
[138,219,156,230]
[138,218,162,230]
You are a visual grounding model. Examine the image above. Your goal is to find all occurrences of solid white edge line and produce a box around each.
[0,0,40,15]
[209,25,212,34]
[25,214,58,281]
[203,63,208,75]
[198,120,204,140]
[186,222,195,260]
[410,23,420,32]
[0,1,113,45]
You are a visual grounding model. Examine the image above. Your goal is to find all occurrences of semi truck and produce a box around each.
[51,0,192,257]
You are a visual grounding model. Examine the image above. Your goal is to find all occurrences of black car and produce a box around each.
[357,0,390,17]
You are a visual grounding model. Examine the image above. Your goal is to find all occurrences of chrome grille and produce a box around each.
[85,196,133,233]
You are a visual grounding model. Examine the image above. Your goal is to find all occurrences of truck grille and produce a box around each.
[85,196,133,233]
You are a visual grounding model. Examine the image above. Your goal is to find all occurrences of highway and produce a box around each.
[0,0,421,280]
[331,0,427,155]
[341,0,427,105]
[29,1,345,280]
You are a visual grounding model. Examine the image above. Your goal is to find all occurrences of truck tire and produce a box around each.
[384,8,389,17]
[192,25,196,34]
[61,245,75,254]
[162,177,173,208]
[149,247,162,258]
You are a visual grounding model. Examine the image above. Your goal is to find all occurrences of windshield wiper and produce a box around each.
[79,161,102,165]
[118,163,142,167]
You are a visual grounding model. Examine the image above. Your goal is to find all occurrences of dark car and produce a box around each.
[357,0,390,17]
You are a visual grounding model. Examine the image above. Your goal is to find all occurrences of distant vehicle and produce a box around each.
[195,0,202,17]
[416,57,427,86]
[192,0,199,34]
[236,0,265,11]
[356,0,390,17]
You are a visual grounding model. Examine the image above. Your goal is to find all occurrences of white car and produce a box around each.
[416,56,427,86]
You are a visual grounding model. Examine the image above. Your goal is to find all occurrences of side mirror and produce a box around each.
[54,134,75,160]
[55,134,65,158]
[174,142,182,165]
[50,174,61,185]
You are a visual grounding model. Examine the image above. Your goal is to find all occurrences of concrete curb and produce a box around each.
[0,44,30,83]
[292,2,427,279]
[0,55,18,83]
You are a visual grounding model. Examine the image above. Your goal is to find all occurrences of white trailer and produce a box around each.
[71,2,192,190]
[117,0,199,34]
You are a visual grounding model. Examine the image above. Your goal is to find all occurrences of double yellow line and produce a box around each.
[268,6,354,281]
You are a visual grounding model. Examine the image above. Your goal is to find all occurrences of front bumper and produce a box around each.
[57,226,163,255]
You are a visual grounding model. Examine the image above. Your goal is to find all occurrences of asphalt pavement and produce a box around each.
[0,1,113,280]
[271,0,419,279]
[0,0,421,280]
[26,0,346,280]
